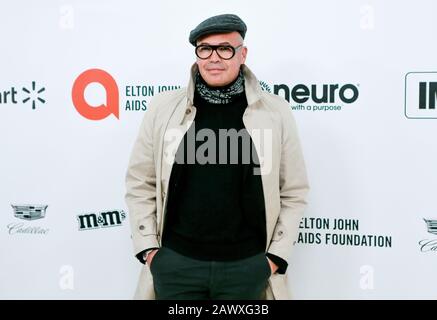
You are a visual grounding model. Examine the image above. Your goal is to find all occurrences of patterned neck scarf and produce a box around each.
[195,70,245,104]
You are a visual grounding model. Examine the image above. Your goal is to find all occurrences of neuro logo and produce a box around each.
[255,79,359,112]
[72,68,119,120]
[259,81,272,93]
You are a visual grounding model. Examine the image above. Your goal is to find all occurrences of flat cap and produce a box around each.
[189,14,247,46]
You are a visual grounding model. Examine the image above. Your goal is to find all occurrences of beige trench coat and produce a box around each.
[125,63,309,300]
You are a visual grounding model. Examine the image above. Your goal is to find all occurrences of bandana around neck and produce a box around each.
[195,70,245,104]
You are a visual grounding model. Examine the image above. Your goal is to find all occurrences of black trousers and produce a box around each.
[150,246,271,300]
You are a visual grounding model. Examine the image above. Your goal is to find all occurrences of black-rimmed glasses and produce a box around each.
[195,44,243,60]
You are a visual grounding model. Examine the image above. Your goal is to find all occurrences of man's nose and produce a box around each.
[209,49,221,62]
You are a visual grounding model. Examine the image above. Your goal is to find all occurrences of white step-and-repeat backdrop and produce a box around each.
[1,0,436,299]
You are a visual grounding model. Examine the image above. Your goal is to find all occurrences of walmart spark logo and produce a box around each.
[22,81,46,109]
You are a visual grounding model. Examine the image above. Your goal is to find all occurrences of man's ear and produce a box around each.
[241,46,248,64]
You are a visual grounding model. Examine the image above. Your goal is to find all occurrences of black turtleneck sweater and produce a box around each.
[160,72,265,262]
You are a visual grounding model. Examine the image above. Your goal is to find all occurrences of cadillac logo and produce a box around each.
[11,204,48,221]
[423,218,437,235]
[418,218,437,252]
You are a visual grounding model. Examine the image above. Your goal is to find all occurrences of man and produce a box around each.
[125,13,309,300]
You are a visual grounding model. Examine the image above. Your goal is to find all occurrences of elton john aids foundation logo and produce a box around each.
[72,68,119,120]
